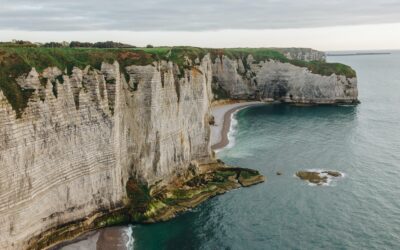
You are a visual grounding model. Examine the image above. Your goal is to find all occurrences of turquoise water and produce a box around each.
[131,52,400,250]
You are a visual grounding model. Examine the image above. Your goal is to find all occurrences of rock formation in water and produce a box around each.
[0,47,357,249]
[296,170,342,185]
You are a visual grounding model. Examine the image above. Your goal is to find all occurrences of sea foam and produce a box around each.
[226,112,239,149]
[300,169,346,187]
[125,225,134,249]
[216,109,241,153]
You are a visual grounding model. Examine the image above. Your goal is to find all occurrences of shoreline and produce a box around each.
[56,226,131,250]
[211,101,263,150]
[56,100,263,250]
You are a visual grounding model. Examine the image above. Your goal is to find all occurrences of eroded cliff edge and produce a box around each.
[0,47,357,249]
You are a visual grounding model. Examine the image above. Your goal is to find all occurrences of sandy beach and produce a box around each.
[211,101,263,150]
[57,226,131,250]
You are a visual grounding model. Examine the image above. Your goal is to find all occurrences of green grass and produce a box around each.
[239,170,259,179]
[0,46,356,117]
[290,60,357,78]
[209,48,288,63]
[134,46,208,74]
[0,42,38,48]
[94,213,129,228]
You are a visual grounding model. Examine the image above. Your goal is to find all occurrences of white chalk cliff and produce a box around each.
[0,50,358,249]
[212,55,358,103]
[0,56,213,249]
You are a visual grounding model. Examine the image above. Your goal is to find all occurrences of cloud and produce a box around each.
[1,0,400,31]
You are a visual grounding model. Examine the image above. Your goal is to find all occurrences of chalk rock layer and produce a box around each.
[0,56,213,249]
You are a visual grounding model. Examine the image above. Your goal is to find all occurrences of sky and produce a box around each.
[1,0,400,50]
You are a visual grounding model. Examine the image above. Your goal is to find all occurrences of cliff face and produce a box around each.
[0,56,213,249]
[0,65,123,249]
[116,58,213,184]
[273,48,326,62]
[0,47,358,249]
[212,55,358,104]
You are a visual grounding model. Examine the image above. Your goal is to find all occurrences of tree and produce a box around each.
[70,41,94,48]
[42,42,64,48]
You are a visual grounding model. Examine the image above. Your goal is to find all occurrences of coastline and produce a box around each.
[211,101,263,150]
[56,100,264,250]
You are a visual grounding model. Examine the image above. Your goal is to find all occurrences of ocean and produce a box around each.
[127,51,400,249]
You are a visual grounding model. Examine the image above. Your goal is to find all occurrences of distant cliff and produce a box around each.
[210,49,358,104]
[0,47,357,249]
[273,48,326,62]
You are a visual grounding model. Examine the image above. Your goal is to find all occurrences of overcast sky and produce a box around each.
[1,0,400,50]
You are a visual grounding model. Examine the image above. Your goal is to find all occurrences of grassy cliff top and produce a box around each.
[0,46,356,116]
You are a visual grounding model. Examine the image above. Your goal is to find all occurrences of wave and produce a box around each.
[215,110,240,153]
[225,112,239,149]
[125,225,135,249]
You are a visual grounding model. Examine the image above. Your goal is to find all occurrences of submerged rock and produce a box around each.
[322,171,342,177]
[296,171,327,185]
[296,170,342,185]
[276,172,282,176]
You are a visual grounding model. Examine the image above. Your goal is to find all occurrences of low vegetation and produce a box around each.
[290,60,356,79]
[208,48,288,63]
[0,40,136,49]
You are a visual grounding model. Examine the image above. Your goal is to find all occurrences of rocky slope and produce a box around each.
[0,47,357,249]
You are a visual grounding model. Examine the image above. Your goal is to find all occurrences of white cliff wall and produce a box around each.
[0,66,122,249]
[117,57,213,185]
[273,48,326,62]
[212,55,358,104]
[0,56,213,249]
